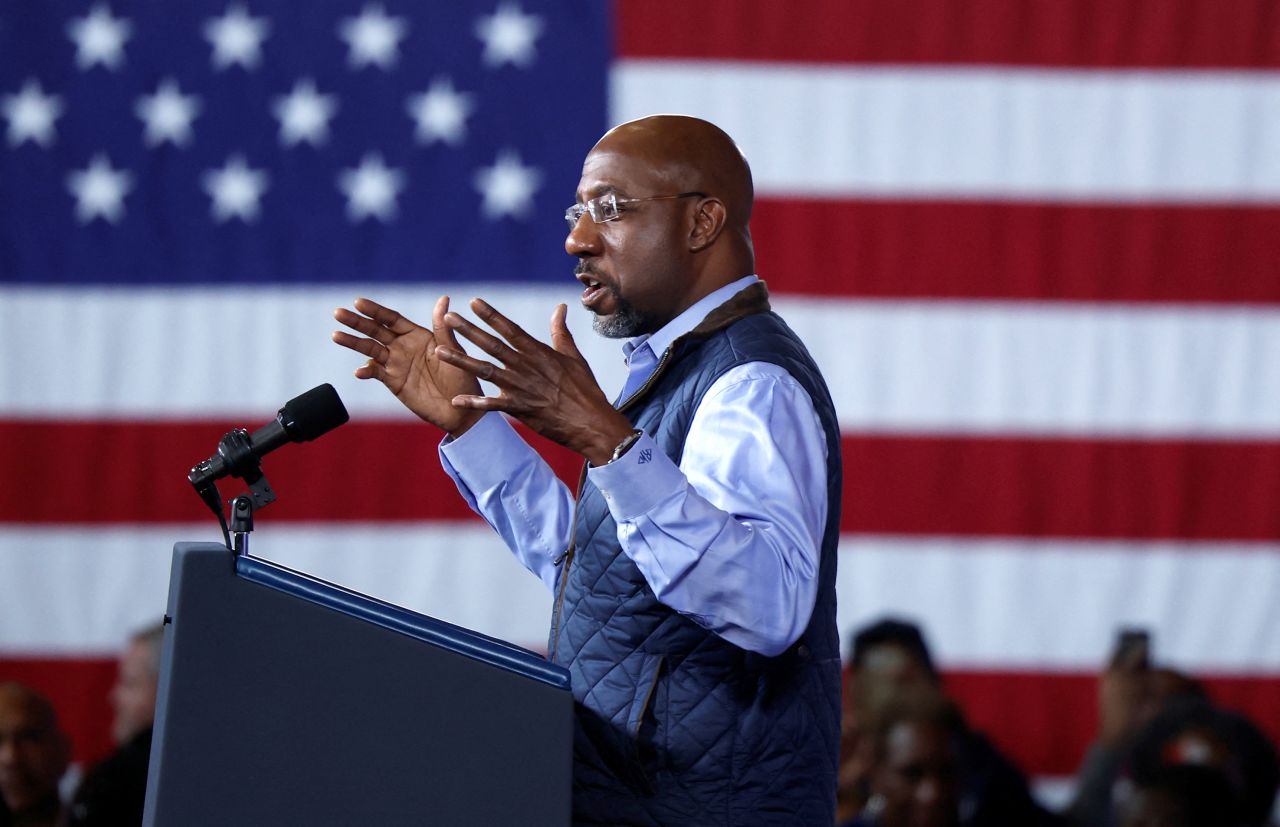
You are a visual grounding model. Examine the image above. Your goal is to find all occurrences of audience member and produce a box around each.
[1126,698,1279,827]
[838,617,1059,827]
[1065,629,1279,827]
[0,682,70,827]
[842,686,964,827]
[1066,629,1206,827]
[838,618,935,820]
[66,622,164,826]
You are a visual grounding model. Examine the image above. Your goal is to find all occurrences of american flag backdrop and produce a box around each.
[2,0,1279,805]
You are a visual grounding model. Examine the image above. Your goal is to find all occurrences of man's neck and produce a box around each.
[628,275,759,360]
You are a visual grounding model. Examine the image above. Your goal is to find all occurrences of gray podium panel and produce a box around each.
[144,542,571,826]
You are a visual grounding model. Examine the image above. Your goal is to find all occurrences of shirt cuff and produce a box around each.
[438,411,530,491]
[587,431,684,521]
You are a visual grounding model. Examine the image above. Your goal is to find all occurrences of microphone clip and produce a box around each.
[189,428,278,557]
[210,427,278,510]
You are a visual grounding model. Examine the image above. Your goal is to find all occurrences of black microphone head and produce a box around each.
[278,383,349,442]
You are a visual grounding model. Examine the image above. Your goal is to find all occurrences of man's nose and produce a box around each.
[565,213,602,257]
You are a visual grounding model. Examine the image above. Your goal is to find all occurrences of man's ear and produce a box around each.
[689,197,727,252]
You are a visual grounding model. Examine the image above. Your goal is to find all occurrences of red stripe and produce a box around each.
[754,200,1280,304]
[3,421,1279,540]
[842,435,1280,541]
[0,419,577,525]
[944,670,1280,777]
[616,0,1280,69]
[0,657,116,765]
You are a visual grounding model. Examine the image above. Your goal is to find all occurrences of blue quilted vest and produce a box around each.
[549,282,843,826]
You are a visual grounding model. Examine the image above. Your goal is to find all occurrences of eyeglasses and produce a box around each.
[564,191,704,230]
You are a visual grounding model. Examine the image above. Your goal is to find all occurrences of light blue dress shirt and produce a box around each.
[440,275,829,657]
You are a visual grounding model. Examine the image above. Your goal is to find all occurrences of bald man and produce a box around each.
[0,683,71,827]
[334,116,842,824]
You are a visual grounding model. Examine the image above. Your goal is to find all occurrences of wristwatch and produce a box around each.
[609,429,643,463]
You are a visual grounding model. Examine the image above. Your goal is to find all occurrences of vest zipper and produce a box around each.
[549,462,588,663]
[547,345,676,663]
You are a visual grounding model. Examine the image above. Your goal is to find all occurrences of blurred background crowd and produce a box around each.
[1,625,160,827]
[4,616,1275,826]
[837,619,1278,827]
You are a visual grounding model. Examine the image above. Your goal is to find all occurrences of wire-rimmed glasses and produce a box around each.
[564,191,704,230]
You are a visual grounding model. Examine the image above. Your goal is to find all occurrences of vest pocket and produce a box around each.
[626,653,665,795]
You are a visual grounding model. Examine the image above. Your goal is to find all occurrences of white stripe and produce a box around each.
[0,523,550,654]
[5,525,1279,673]
[0,283,628,419]
[611,62,1280,202]
[5,286,1280,436]
[785,298,1280,437]
[837,535,1280,672]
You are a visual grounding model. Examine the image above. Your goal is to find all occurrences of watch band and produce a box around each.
[610,429,643,463]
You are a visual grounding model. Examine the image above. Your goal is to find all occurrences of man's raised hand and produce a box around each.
[332,296,483,436]
[438,299,634,465]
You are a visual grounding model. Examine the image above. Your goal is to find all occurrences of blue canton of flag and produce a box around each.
[0,1,608,285]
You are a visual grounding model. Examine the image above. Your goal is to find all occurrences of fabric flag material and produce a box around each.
[2,0,1278,804]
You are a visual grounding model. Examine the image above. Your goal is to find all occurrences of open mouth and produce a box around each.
[581,277,606,305]
[577,267,610,309]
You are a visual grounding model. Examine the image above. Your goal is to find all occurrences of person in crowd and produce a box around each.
[838,618,939,821]
[837,617,1060,826]
[1124,697,1279,827]
[841,687,964,827]
[1066,630,1202,827]
[333,115,843,824]
[1065,629,1279,827]
[0,683,70,827]
[66,622,164,826]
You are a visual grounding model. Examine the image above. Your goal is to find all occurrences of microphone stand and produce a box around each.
[229,494,256,558]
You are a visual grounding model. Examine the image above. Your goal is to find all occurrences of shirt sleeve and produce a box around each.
[438,411,573,592]
[587,362,829,656]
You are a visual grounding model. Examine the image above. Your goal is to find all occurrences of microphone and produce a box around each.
[188,384,349,489]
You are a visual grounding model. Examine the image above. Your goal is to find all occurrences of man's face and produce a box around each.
[0,689,69,811]
[111,638,158,745]
[875,720,959,827]
[566,139,697,339]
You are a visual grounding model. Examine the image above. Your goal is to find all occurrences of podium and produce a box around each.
[143,543,572,826]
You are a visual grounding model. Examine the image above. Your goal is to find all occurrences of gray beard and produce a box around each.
[589,287,658,339]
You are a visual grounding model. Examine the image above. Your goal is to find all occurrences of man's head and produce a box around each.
[868,689,962,827]
[0,682,70,812]
[566,114,755,338]
[846,617,940,728]
[111,622,163,745]
[850,617,938,682]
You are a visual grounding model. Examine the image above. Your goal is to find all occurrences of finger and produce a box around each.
[353,358,387,382]
[332,330,388,363]
[353,297,421,335]
[445,311,521,366]
[334,307,397,345]
[436,345,503,383]
[469,298,542,350]
[549,304,584,360]
[450,394,505,411]
[432,296,466,351]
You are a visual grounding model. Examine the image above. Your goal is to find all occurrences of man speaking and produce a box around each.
[333,115,842,824]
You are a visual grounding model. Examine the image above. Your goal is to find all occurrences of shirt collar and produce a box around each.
[623,274,759,365]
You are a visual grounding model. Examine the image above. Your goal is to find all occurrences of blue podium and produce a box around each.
[143,542,572,826]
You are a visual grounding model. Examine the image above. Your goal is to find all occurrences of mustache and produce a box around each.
[575,261,604,280]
